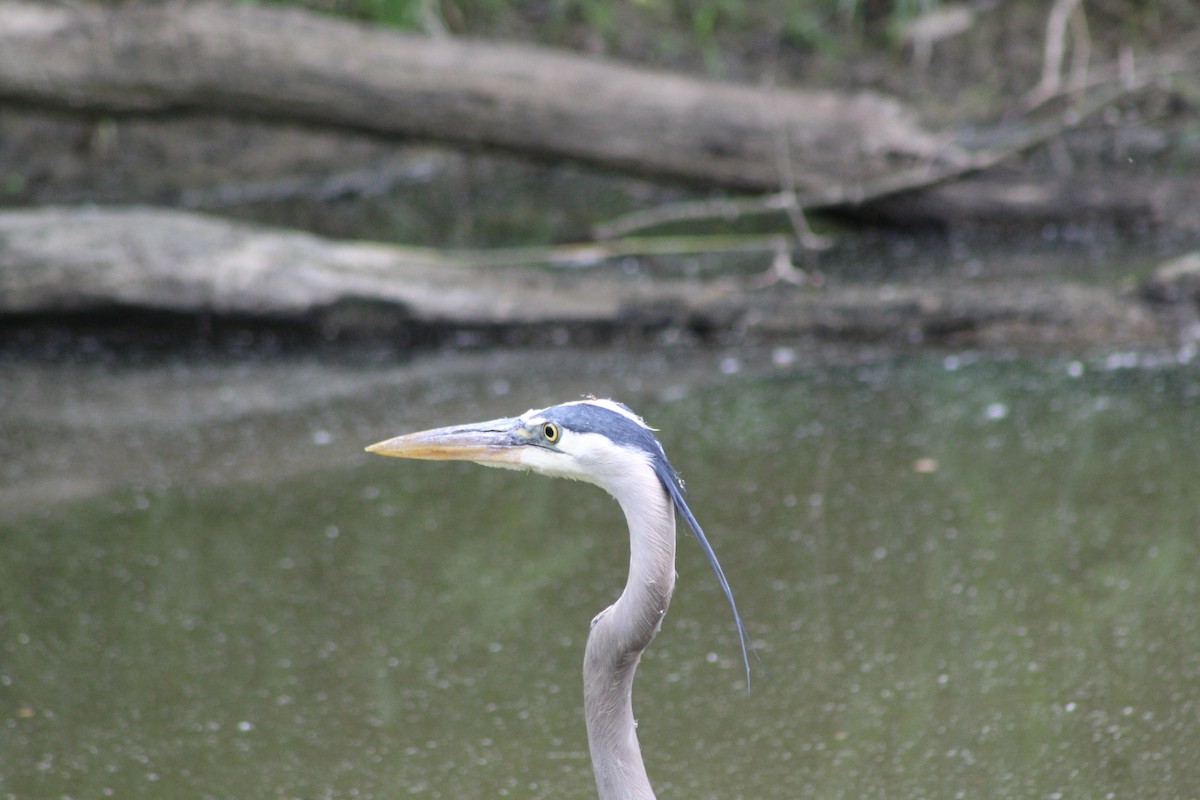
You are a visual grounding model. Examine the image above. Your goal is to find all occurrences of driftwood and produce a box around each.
[0,206,1172,349]
[0,0,961,194]
[0,206,720,329]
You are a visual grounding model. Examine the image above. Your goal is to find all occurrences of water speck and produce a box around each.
[771,347,796,367]
[1103,352,1139,370]
[1066,360,1084,378]
[659,384,688,402]
[312,429,333,445]
[237,720,254,732]
[719,357,740,375]
[984,402,1008,421]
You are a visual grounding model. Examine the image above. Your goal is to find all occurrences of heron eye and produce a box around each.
[542,422,561,443]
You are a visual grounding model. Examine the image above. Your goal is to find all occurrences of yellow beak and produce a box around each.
[365,417,525,465]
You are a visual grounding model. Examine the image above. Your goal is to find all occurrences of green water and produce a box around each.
[2,347,1198,799]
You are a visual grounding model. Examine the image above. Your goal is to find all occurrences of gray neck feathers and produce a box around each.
[583,476,676,800]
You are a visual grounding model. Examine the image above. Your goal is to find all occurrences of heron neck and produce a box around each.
[584,475,676,800]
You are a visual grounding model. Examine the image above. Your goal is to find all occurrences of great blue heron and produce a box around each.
[367,398,753,800]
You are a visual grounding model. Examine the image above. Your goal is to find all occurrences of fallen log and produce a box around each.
[0,0,959,194]
[0,206,718,330]
[0,206,1170,349]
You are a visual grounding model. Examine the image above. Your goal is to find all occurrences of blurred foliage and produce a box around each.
[251,0,1200,80]
[264,0,947,50]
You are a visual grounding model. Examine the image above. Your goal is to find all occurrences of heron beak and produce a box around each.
[365,417,525,465]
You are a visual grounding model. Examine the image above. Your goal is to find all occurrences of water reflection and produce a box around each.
[2,348,1197,798]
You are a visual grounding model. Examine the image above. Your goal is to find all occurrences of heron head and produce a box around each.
[365,398,668,495]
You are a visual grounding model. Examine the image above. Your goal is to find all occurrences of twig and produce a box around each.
[742,57,833,288]
[1024,0,1089,110]
[457,233,792,270]
[762,66,832,254]
[593,148,985,242]
[593,193,795,241]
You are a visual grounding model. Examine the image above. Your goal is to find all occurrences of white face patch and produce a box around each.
[511,400,660,495]
[516,430,653,488]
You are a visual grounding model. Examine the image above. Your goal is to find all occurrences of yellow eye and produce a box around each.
[542,422,561,443]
